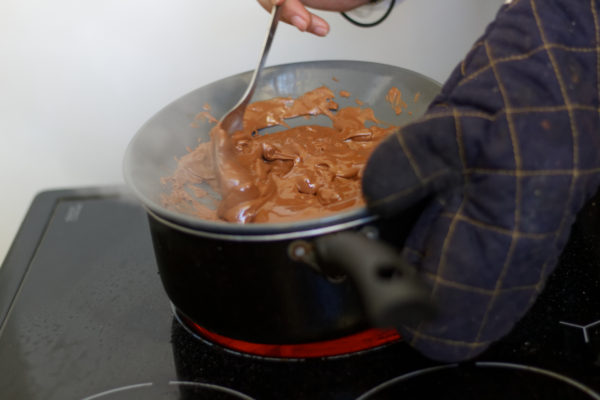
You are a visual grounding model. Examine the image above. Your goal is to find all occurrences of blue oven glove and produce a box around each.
[362,0,600,362]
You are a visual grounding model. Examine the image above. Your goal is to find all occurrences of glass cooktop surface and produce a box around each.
[0,187,598,399]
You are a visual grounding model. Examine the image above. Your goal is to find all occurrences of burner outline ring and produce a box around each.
[80,381,256,400]
[356,362,600,400]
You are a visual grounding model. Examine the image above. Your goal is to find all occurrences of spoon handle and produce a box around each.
[220,5,282,134]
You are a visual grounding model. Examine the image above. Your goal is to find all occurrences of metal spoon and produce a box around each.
[219,5,282,134]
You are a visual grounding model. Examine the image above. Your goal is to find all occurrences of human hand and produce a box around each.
[362,0,600,362]
[256,0,371,36]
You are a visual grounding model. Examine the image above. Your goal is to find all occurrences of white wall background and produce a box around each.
[0,0,504,264]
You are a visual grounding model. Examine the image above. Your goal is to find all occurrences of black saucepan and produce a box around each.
[123,60,442,345]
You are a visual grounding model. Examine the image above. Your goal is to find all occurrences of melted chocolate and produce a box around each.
[162,86,398,224]
[386,87,408,115]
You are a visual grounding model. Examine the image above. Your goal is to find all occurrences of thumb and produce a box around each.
[362,114,464,217]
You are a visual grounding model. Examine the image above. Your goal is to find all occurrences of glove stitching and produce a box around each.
[410,195,469,348]
[484,35,524,227]
[364,0,600,361]
[464,0,590,357]
[529,0,583,284]
[413,110,494,122]
[416,109,468,292]
[422,270,543,296]
[527,0,600,314]
[404,326,492,348]
[507,104,599,114]
[453,109,468,170]
[469,242,520,357]
[466,40,526,358]
[440,212,557,239]
[466,167,600,177]
[410,47,521,348]
[458,44,598,89]
[393,131,425,182]
[531,0,581,170]
[426,105,598,125]
[593,0,600,107]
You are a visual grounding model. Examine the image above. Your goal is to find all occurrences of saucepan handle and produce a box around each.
[312,231,436,329]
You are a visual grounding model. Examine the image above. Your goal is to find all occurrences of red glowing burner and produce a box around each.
[178,313,402,358]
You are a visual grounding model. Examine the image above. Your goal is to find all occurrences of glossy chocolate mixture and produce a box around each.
[162,86,403,224]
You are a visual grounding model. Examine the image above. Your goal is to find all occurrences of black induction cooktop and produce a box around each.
[0,186,599,399]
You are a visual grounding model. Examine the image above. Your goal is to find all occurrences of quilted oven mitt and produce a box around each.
[362,0,600,362]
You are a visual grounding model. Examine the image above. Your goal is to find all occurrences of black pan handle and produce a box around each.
[312,231,436,329]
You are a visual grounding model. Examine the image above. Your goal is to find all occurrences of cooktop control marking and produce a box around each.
[560,320,600,343]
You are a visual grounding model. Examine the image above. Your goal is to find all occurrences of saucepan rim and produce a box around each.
[123,59,441,236]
